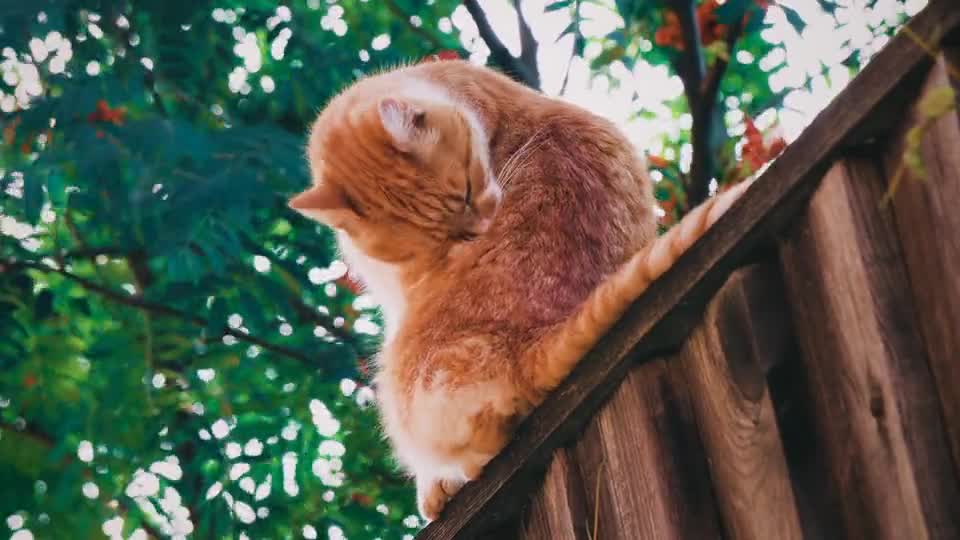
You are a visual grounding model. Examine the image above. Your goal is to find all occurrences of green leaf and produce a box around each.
[716,0,751,25]
[820,61,833,87]
[903,129,927,179]
[545,0,573,12]
[780,5,807,34]
[574,33,586,57]
[556,21,578,42]
[840,48,862,69]
[918,86,957,120]
[816,0,839,14]
[45,171,67,209]
[590,45,626,69]
[614,0,636,18]
[23,173,43,225]
[705,41,730,62]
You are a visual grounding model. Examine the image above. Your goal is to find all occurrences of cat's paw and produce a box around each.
[462,463,483,482]
[417,477,465,522]
[460,450,496,481]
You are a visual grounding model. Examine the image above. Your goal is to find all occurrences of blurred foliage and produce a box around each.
[560,0,913,226]
[0,0,917,538]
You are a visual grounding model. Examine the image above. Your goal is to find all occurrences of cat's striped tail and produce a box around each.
[527,179,752,396]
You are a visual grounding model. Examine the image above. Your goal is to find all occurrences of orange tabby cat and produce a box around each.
[289,60,750,521]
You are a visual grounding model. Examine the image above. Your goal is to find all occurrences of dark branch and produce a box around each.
[463,0,540,89]
[58,246,129,259]
[6,259,332,370]
[700,16,746,117]
[671,0,707,109]
[687,15,747,208]
[558,48,575,95]
[513,0,540,88]
[558,0,583,96]
[666,0,750,209]
[52,236,357,350]
[0,420,54,446]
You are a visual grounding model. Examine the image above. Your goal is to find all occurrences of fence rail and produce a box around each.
[418,1,960,537]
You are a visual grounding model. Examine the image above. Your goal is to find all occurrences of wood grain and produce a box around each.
[778,157,960,539]
[676,265,802,540]
[764,331,844,540]
[519,449,589,540]
[573,359,722,540]
[884,51,960,474]
[417,3,960,538]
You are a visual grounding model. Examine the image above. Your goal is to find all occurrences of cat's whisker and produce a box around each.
[497,130,548,190]
[500,137,548,189]
[496,127,547,186]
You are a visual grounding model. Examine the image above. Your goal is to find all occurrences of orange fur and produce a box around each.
[524,178,751,393]
[288,60,749,521]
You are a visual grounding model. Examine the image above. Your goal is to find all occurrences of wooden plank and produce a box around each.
[675,265,802,540]
[765,333,845,539]
[572,359,722,540]
[884,51,960,473]
[778,157,960,539]
[519,449,589,540]
[417,3,960,537]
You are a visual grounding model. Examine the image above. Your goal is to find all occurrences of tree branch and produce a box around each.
[5,259,334,370]
[0,420,54,446]
[558,48,575,95]
[665,0,709,209]
[463,0,540,89]
[58,246,129,260]
[513,0,540,87]
[700,19,745,109]
[687,15,747,208]
[53,235,359,352]
[665,0,750,209]
[671,0,707,109]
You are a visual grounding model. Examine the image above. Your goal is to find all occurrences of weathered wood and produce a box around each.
[417,3,960,537]
[519,449,589,540]
[765,337,845,540]
[884,51,960,474]
[676,265,802,540]
[778,157,960,539]
[573,359,722,540]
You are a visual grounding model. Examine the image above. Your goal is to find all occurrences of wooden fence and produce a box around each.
[418,1,960,538]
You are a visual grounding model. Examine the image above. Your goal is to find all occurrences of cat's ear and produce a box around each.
[378,97,430,152]
[288,182,357,229]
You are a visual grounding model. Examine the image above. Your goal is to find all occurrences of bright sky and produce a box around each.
[452,0,928,154]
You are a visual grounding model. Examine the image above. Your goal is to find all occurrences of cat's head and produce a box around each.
[289,83,501,264]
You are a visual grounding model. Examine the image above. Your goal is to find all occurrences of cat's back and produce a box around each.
[393,61,657,346]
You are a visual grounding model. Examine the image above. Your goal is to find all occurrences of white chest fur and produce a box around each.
[335,232,407,342]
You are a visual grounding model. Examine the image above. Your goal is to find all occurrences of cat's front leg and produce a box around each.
[416,474,465,522]
[412,419,508,520]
